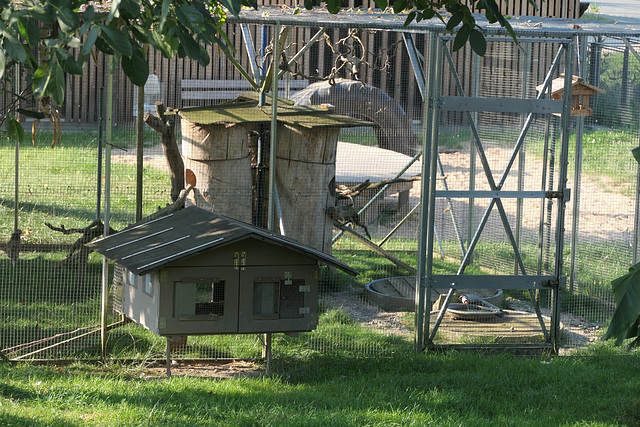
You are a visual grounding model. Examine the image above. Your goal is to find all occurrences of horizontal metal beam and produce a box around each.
[429,275,563,290]
[436,190,551,199]
[440,96,562,114]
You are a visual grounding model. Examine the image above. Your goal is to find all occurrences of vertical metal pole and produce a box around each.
[415,33,439,352]
[515,42,531,274]
[259,25,269,107]
[14,129,19,231]
[635,153,640,265]
[552,42,575,351]
[13,65,20,231]
[96,88,104,220]
[101,57,114,362]
[424,38,444,346]
[268,22,280,232]
[621,38,640,264]
[263,22,281,367]
[135,71,145,222]
[468,51,480,247]
[569,36,588,291]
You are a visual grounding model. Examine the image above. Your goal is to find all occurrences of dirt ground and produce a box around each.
[143,359,264,379]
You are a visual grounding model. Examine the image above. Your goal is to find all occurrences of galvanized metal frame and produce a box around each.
[409,35,574,351]
[224,9,640,353]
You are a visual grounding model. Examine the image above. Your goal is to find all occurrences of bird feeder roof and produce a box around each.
[86,206,358,276]
[177,92,372,128]
[536,75,606,96]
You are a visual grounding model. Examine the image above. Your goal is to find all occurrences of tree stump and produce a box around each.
[181,121,257,223]
[276,123,340,254]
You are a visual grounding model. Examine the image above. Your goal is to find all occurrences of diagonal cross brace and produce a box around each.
[428,41,567,342]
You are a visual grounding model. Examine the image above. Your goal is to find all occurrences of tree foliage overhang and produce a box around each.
[0,0,536,142]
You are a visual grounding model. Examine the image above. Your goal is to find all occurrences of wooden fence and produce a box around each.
[2,0,582,126]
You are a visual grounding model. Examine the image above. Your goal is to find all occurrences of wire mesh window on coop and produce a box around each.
[2,8,640,362]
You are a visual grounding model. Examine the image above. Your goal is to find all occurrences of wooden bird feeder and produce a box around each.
[537,75,605,117]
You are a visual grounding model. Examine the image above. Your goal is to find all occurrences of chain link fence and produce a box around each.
[2,11,640,361]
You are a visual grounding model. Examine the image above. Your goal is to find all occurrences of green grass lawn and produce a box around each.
[1,126,639,425]
[1,130,171,243]
[1,345,639,426]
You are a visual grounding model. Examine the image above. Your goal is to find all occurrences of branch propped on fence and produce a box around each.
[332,220,417,274]
[336,176,424,200]
[45,219,117,264]
[144,102,184,202]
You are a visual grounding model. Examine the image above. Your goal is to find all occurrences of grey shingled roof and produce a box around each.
[86,206,358,276]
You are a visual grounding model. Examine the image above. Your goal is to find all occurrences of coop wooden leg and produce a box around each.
[166,338,172,378]
[262,333,272,375]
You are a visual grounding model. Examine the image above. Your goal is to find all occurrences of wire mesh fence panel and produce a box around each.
[3,13,640,361]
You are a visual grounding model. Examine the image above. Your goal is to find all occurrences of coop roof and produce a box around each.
[86,206,358,276]
[178,92,371,128]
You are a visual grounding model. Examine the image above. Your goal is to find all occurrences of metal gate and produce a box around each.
[412,34,575,352]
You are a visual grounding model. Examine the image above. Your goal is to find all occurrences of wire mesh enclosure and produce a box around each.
[2,8,640,361]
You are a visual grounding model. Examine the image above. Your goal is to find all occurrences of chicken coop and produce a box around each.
[87,206,356,368]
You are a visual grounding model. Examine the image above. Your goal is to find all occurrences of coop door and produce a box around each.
[165,267,239,335]
[238,266,314,334]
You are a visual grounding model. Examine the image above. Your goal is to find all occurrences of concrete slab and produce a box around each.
[335,142,421,183]
[586,0,640,23]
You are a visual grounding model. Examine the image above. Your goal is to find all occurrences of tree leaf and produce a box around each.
[217,0,243,17]
[452,23,471,52]
[82,26,100,56]
[94,36,115,55]
[49,61,65,105]
[5,36,27,63]
[8,119,25,144]
[446,11,464,30]
[99,25,132,57]
[393,0,407,14]
[403,11,417,26]
[55,4,81,33]
[83,4,95,22]
[178,4,205,24]
[56,50,83,75]
[482,0,518,43]
[374,0,388,10]
[119,0,141,19]
[108,0,121,21]
[604,262,640,345]
[32,65,51,99]
[177,29,209,67]
[327,0,341,14]
[0,49,5,80]
[159,0,171,31]
[469,28,487,56]
[17,108,46,120]
[148,31,178,59]
[121,45,149,87]
[18,17,41,46]
[632,146,640,165]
